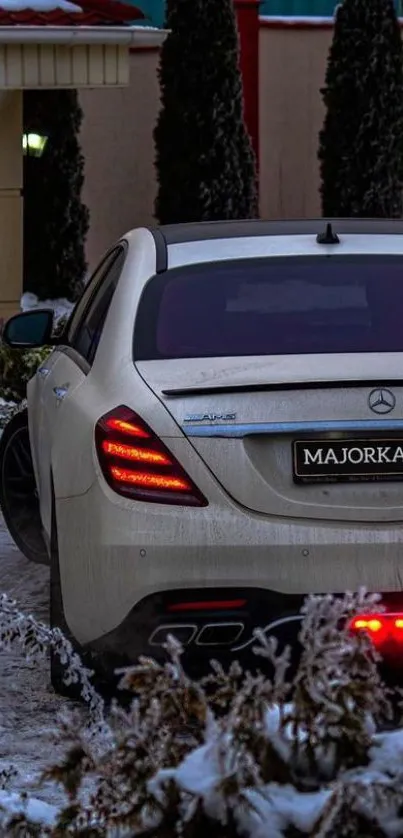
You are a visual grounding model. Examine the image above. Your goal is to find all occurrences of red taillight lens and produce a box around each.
[95,406,208,507]
[349,613,403,646]
[102,440,171,466]
[110,466,191,492]
[105,417,150,438]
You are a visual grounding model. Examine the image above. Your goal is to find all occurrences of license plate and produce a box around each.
[293,438,403,484]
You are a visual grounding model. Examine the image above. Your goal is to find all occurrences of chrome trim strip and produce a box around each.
[233,615,302,652]
[183,419,403,438]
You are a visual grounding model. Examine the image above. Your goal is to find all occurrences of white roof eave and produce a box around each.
[0,24,168,46]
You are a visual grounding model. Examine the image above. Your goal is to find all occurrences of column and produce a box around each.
[0,91,23,326]
[234,0,260,165]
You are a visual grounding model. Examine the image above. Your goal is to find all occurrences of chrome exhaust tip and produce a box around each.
[148,622,245,648]
[195,623,244,646]
[148,624,197,646]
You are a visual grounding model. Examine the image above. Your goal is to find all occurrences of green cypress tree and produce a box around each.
[154,0,258,224]
[23,90,89,301]
[318,0,403,218]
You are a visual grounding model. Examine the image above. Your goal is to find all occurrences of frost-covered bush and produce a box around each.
[0,344,50,404]
[0,398,27,430]
[0,589,403,837]
[0,299,70,407]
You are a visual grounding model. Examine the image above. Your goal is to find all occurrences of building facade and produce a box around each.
[0,0,165,319]
[79,11,403,274]
[132,1,403,27]
[2,2,402,311]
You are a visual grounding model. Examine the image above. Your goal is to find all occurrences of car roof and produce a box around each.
[145,218,403,273]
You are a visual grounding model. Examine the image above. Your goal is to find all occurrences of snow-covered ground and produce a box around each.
[0,517,83,810]
[0,293,87,812]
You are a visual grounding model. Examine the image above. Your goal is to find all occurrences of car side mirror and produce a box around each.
[2,309,55,349]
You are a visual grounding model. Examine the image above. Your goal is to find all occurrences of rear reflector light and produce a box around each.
[350,613,403,644]
[95,406,208,506]
[168,599,247,612]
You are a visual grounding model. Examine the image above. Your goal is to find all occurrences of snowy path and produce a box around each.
[0,518,80,806]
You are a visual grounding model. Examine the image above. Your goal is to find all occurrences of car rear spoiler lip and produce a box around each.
[162,379,403,398]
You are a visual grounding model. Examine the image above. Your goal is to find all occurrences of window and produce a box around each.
[67,248,122,343]
[70,246,126,365]
[260,1,339,15]
[134,255,403,360]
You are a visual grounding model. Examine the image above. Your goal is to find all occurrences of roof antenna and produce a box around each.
[316,222,340,245]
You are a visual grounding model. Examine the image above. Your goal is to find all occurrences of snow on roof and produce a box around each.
[1,0,80,9]
[259,14,403,28]
[260,15,334,24]
[260,13,403,24]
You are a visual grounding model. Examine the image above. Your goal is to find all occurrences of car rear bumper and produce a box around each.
[82,585,305,682]
[56,482,403,651]
[83,585,403,687]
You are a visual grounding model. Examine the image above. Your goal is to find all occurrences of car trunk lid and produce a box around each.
[136,354,403,524]
[134,251,403,524]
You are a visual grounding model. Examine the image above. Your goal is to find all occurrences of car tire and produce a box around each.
[0,408,48,565]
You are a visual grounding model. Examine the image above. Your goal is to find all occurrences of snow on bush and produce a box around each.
[0,791,58,832]
[21,292,74,325]
[0,341,48,405]
[0,397,22,429]
[0,593,111,742]
[0,294,73,412]
[0,588,402,835]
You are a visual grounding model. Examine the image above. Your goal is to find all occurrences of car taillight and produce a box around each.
[95,405,208,507]
[349,613,403,646]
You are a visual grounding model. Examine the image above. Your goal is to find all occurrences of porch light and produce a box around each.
[22,133,48,157]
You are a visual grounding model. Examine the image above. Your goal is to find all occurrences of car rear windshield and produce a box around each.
[133,255,403,360]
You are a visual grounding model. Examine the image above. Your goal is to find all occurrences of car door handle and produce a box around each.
[53,385,69,401]
[38,367,50,378]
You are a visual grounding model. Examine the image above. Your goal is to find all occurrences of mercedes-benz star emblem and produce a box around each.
[368,388,396,414]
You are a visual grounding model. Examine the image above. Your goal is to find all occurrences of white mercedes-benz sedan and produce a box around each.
[2,218,403,693]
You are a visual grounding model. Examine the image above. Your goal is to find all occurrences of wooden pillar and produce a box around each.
[0,91,23,326]
[234,0,260,165]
